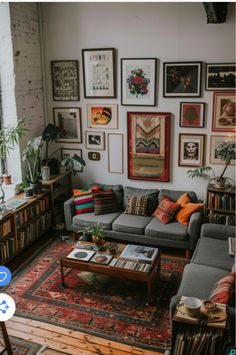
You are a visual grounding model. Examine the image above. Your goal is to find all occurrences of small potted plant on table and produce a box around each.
[89,224,105,245]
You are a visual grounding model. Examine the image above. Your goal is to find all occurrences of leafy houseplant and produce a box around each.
[61,154,86,175]
[0,120,27,184]
[42,123,61,176]
[88,223,105,244]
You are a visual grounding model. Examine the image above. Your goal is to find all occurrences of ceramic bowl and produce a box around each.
[183,297,202,317]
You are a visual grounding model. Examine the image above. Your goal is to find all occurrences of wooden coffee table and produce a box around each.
[60,242,161,304]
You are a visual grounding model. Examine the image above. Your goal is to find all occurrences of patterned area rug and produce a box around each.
[5,240,187,352]
[1,336,42,354]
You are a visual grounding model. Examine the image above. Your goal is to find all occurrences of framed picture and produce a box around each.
[51,60,79,101]
[87,104,118,129]
[53,107,82,143]
[206,63,236,91]
[179,102,205,128]
[127,112,170,181]
[212,91,235,132]
[163,62,202,97]
[178,133,205,167]
[121,58,157,106]
[108,133,123,174]
[85,131,105,150]
[210,135,236,165]
[61,148,83,172]
[82,48,116,98]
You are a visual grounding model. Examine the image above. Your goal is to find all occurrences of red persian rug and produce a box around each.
[5,240,187,352]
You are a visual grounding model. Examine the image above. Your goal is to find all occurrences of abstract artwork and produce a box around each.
[87,104,118,129]
[212,91,235,132]
[180,102,205,128]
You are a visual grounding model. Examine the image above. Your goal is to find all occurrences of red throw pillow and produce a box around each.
[209,272,235,304]
[152,196,181,224]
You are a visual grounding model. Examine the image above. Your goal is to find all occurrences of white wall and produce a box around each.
[41,2,235,200]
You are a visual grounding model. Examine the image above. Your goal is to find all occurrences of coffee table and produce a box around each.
[60,242,161,304]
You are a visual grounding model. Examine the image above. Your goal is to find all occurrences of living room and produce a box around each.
[0,2,235,354]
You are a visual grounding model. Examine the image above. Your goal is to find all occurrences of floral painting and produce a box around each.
[121,59,157,106]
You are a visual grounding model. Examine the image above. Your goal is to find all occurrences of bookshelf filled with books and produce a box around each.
[205,185,235,225]
[0,210,14,264]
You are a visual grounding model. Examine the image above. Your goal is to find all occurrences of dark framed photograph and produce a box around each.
[180,102,205,128]
[51,60,79,101]
[61,148,83,172]
[53,107,82,143]
[206,63,236,91]
[127,112,170,181]
[178,133,205,167]
[212,91,235,132]
[121,58,157,106]
[85,131,105,150]
[82,48,116,98]
[163,62,202,97]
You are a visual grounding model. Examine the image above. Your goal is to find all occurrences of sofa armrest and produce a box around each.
[170,295,181,319]
[187,210,203,251]
[64,197,75,231]
[201,223,236,241]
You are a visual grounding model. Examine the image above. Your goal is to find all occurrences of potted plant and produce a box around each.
[42,123,61,177]
[88,223,105,245]
[77,225,93,241]
[0,120,27,184]
[61,154,86,174]
[22,136,43,194]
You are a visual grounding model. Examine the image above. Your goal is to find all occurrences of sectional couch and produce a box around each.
[170,223,236,339]
[64,184,203,257]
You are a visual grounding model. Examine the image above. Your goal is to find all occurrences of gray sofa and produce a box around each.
[170,223,236,339]
[64,184,203,257]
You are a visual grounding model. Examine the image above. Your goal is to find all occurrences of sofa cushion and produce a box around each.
[158,189,198,203]
[73,188,94,215]
[93,189,117,215]
[124,186,159,215]
[176,202,203,225]
[152,196,181,224]
[112,212,152,235]
[145,217,188,241]
[125,195,148,216]
[209,272,235,304]
[191,237,234,271]
[73,211,121,230]
[91,183,124,210]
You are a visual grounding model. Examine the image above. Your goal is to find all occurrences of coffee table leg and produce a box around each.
[60,260,65,287]
[147,281,152,305]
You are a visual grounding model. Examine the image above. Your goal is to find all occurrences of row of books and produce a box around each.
[0,219,12,238]
[206,211,235,225]
[16,212,51,251]
[109,258,152,272]
[207,192,235,211]
[15,197,50,227]
[0,237,15,263]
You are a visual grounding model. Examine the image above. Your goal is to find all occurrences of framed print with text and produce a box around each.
[121,58,157,106]
[178,133,205,167]
[85,131,105,150]
[51,60,79,101]
[127,112,170,181]
[53,107,82,143]
[212,91,235,132]
[87,104,118,129]
[61,148,83,172]
[210,135,236,165]
[82,48,116,98]
[180,102,205,128]
[206,63,236,91]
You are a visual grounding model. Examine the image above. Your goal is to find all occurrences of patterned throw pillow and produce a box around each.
[152,196,181,224]
[125,195,148,216]
[209,272,235,304]
[93,189,117,215]
[73,186,100,215]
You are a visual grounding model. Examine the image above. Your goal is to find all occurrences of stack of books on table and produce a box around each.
[109,258,152,272]
[76,240,102,251]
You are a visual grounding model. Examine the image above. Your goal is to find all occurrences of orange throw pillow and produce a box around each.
[176,193,191,206]
[176,203,203,225]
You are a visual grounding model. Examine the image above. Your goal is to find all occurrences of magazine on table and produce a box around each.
[120,244,158,263]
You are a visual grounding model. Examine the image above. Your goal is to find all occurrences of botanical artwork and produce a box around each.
[121,59,156,106]
[87,104,118,129]
[127,112,170,181]
[61,148,83,172]
[212,91,235,132]
[179,134,205,167]
[180,102,205,128]
[85,131,105,150]
[206,63,236,90]
[53,108,82,143]
[163,62,202,97]
[51,61,79,101]
[210,136,236,165]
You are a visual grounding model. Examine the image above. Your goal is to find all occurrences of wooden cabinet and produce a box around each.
[205,185,235,225]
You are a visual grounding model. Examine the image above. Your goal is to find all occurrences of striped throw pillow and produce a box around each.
[93,189,117,215]
[125,195,148,216]
[73,186,100,215]
[209,272,235,304]
[153,196,181,224]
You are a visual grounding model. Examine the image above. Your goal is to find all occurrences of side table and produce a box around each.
[0,322,12,355]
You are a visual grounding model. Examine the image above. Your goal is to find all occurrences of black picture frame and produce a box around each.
[51,60,79,101]
[163,62,202,98]
[205,63,236,91]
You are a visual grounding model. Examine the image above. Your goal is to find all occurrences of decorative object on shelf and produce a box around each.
[82,48,116,98]
[108,133,123,174]
[127,112,170,181]
[61,148,85,174]
[0,177,5,204]
[0,120,27,185]
[178,133,205,167]
[179,102,205,128]
[53,107,82,143]
[163,61,202,98]
[86,104,118,129]
[205,63,236,91]
[24,187,33,198]
[88,152,100,161]
[121,58,157,106]
[51,60,79,101]
[85,131,105,150]
[41,166,50,181]
[212,91,235,132]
